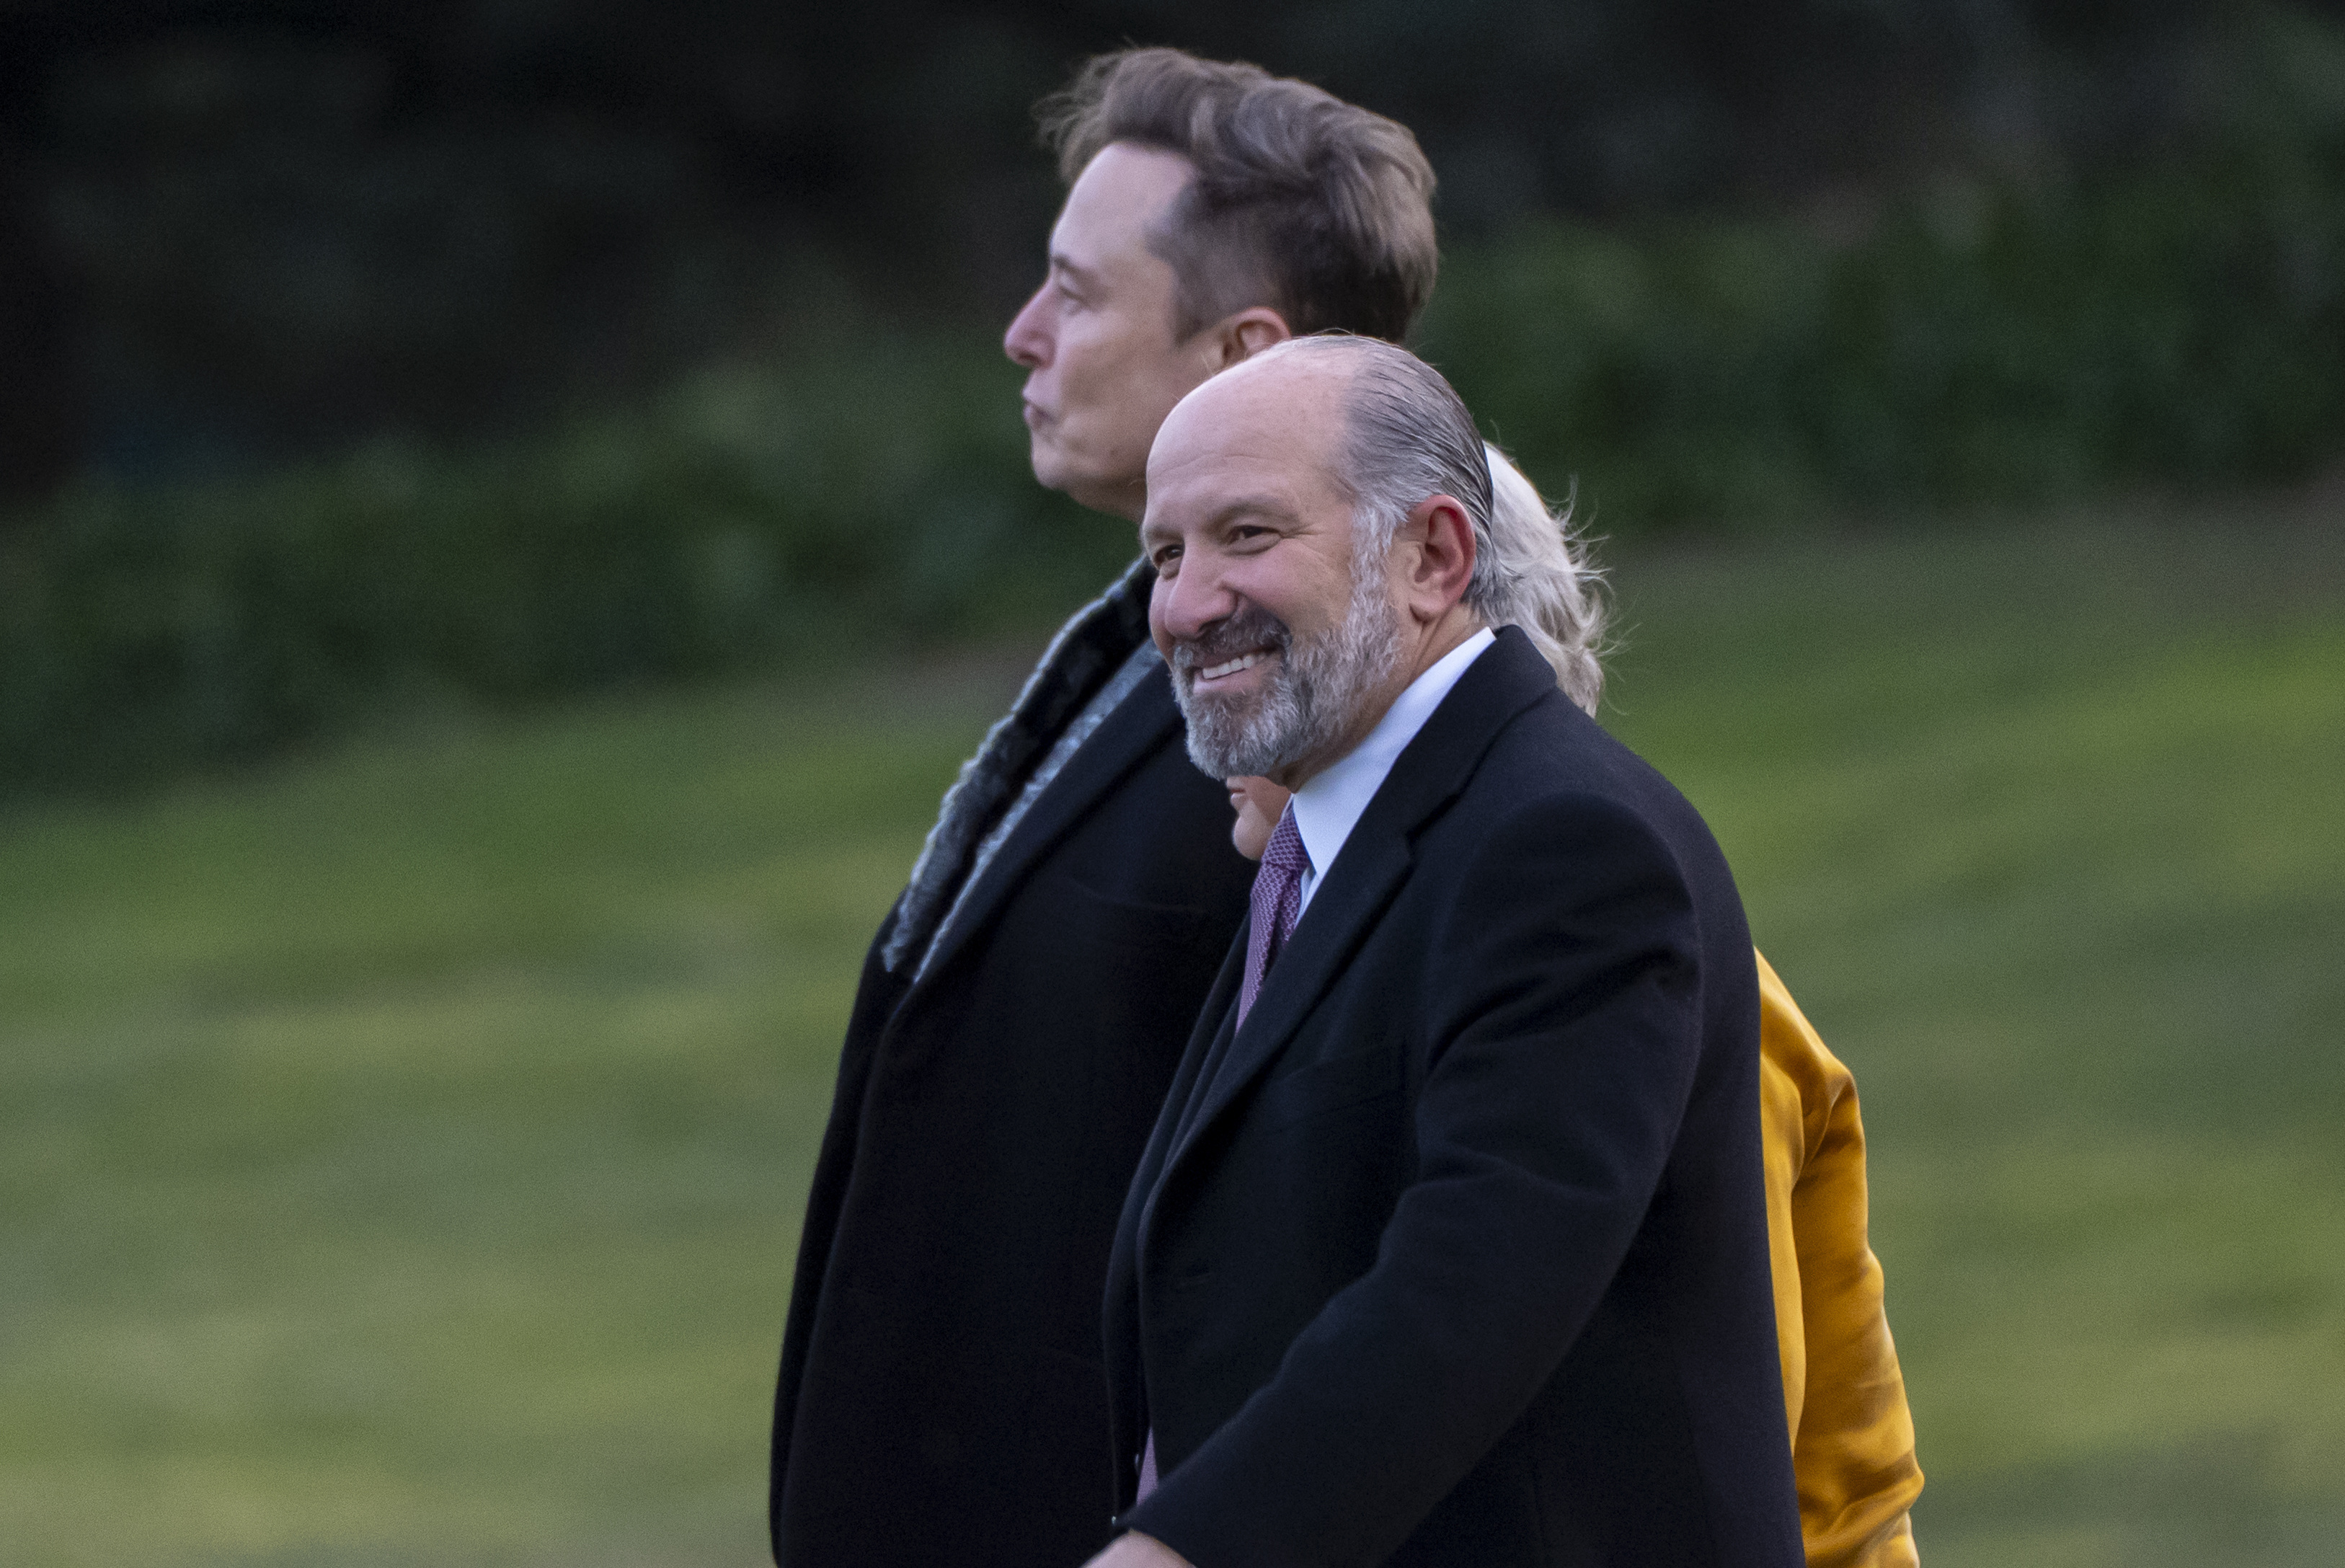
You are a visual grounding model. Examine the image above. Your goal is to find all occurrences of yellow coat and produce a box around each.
[1758,952,1925,1566]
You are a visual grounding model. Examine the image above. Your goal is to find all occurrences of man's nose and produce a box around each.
[1156,555,1236,642]
[1003,285,1050,369]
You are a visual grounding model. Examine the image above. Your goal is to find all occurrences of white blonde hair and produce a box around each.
[1480,443,1607,715]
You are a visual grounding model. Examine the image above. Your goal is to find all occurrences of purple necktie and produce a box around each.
[1236,806,1309,1030]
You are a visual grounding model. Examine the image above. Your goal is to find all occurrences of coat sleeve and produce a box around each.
[1754,953,1925,1568]
[1124,794,1729,1568]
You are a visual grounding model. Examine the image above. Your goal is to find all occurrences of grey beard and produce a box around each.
[1171,566,1405,781]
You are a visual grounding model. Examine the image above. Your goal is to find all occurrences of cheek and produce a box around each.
[1223,563,1303,632]
[1050,341,1138,452]
[1057,316,1132,391]
[1072,320,1190,416]
[1279,550,1360,630]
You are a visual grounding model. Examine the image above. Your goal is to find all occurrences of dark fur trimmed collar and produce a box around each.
[881,557,1156,975]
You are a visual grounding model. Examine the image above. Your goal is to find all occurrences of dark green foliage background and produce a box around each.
[1429,140,2345,521]
[9,99,2344,797]
[0,345,1131,793]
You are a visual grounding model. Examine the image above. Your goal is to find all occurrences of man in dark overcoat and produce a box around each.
[1090,335,1802,1568]
[768,51,1440,1567]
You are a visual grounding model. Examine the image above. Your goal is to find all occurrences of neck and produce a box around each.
[1407,605,1484,684]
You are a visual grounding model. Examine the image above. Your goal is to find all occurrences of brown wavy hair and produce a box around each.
[1037,48,1438,346]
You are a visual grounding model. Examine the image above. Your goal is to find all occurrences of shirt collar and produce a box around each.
[1289,626,1495,902]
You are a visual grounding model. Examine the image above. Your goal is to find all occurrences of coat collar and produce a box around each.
[1156,626,1561,1182]
[883,558,1154,976]
[908,660,1186,995]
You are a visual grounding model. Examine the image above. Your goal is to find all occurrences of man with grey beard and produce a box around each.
[1166,524,1406,782]
[1089,334,1800,1568]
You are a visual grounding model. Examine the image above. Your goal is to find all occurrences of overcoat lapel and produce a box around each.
[1158,834,1413,1183]
[1155,629,1561,1189]
[1126,931,1247,1256]
[909,665,1186,998]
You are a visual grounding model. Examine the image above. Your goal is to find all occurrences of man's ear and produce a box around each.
[1396,495,1477,624]
[1201,307,1292,372]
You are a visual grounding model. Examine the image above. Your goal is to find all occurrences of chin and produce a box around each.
[1063,469,1146,522]
[1027,438,1070,493]
[1029,446,1096,504]
[1031,429,1144,513]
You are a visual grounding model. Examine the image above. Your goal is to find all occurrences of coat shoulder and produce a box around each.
[1451,688,1714,854]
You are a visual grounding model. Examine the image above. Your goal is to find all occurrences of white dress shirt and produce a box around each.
[1289,626,1496,916]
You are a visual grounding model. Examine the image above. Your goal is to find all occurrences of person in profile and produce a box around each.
[1091,333,1801,1567]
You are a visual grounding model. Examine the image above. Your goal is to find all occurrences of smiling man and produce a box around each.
[1094,335,1802,1568]
[767,53,1437,1568]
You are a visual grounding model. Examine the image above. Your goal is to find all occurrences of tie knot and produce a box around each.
[1260,806,1308,881]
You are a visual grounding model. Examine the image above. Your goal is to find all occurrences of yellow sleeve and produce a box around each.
[1759,1029,1809,1438]
[1757,951,1925,1568]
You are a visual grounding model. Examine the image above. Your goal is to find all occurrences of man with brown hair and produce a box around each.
[768,50,1439,1568]
[1005,48,1437,522]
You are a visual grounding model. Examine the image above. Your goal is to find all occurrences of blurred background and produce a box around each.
[1,1,2340,1564]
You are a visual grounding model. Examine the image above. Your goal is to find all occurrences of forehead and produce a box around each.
[1145,357,1353,520]
[1053,142,1193,263]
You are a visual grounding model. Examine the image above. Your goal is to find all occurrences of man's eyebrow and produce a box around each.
[1142,496,1294,546]
[1048,252,1102,288]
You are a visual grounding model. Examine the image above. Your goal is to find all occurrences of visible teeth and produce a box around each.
[1201,652,1265,681]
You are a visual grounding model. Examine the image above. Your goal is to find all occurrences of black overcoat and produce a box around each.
[770,658,1255,1567]
[1110,629,1804,1568]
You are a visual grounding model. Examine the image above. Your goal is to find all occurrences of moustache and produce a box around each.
[1166,603,1292,681]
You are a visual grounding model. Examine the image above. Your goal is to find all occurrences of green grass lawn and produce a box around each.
[1599,496,2345,1565]
[1,498,2339,1567]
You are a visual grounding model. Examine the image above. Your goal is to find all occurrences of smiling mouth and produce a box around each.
[1200,652,1269,682]
[1174,603,1290,694]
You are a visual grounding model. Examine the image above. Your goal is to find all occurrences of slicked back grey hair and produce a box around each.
[1482,444,1608,715]
[1260,334,1501,616]
[1037,48,1437,344]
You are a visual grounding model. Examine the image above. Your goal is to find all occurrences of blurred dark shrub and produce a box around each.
[1429,136,2345,526]
[0,336,1132,794]
[4,112,2342,794]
